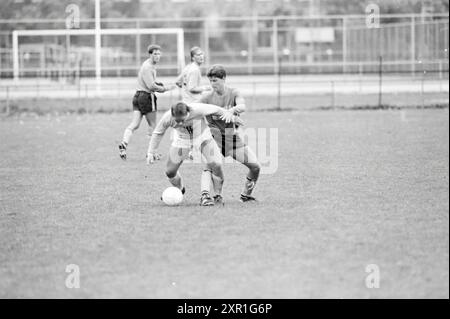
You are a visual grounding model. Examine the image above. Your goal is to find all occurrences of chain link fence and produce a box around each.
[0,14,448,78]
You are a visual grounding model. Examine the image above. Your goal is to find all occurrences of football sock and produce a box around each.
[168,173,184,190]
[146,141,152,157]
[248,166,260,181]
[200,169,212,195]
[211,173,224,196]
[123,128,133,145]
[242,176,257,196]
[147,128,155,154]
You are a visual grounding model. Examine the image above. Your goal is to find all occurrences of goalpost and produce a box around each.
[12,27,185,92]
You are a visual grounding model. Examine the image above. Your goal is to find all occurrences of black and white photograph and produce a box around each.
[0,0,448,302]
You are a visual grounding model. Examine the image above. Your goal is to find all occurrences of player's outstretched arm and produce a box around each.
[155,82,178,92]
[189,103,244,125]
[147,112,171,164]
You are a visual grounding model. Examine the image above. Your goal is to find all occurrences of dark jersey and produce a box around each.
[199,87,240,133]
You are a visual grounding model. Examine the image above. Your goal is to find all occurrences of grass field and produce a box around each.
[0,108,448,298]
[1,92,449,115]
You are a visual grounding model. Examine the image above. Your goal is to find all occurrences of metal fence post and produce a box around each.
[342,16,347,74]
[78,79,81,99]
[248,16,255,75]
[203,20,210,66]
[117,74,121,97]
[421,64,426,108]
[136,20,141,70]
[273,18,279,76]
[6,86,10,115]
[251,81,256,111]
[378,55,383,108]
[331,81,335,108]
[277,55,282,110]
[411,15,416,76]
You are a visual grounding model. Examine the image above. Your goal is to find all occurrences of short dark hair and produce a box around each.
[171,102,190,117]
[190,46,202,61]
[207,64,227,79]
[147,44,161,54]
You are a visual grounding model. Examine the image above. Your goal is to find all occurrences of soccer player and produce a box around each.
[118,44,176,160]
[147,101,243,206]
[175,46,211,162]
[175,46,211,103]
[199,65,261,204]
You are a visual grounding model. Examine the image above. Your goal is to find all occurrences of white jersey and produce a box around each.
[177,63,202,103]
[148,103,227,151]
[170,116,212,149]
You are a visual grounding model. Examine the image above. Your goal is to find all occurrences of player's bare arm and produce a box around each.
[143,71,177,93]
[188,103,244,125]
[147,112,171,163]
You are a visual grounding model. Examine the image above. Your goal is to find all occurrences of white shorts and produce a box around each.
[171,128,213,149]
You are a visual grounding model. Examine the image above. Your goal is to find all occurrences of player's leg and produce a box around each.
[119,110,143,160]
[202,130,225,204]
[232,145,261,202]
[198,143,216,206]
[144,111,158,157]
[144,111,157,137]
[199,139,220,204]
[200,168,212,194]
[201,138,225,206]
[165,146,189,194]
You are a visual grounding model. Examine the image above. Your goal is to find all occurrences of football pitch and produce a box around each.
[0,108,448,298]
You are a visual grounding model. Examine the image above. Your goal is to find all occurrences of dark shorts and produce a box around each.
[211,128,246,157]
[132,91,157,115]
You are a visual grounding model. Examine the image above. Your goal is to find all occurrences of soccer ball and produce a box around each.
[161,187,183,206]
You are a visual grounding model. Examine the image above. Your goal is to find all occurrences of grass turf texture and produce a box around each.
[1,91,448,115]
[0,109,448,298]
